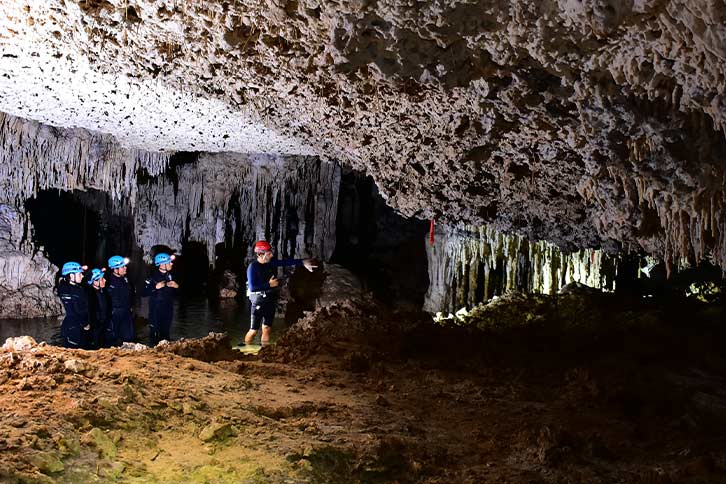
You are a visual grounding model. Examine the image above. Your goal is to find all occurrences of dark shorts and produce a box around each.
[249,293,276,330]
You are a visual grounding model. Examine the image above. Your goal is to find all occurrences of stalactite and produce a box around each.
[0,204,63,318]
[134,153,340,264]
[0,112,170,207]
[577,129,726,277]
[424,225,618,315]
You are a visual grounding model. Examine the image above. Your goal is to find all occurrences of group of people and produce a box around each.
[56,252,178,349]
[56,240,317,350]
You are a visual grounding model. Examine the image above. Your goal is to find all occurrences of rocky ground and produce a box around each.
[1,286,726,483]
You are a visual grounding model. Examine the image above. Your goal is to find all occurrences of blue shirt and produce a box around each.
[246,258,303,293]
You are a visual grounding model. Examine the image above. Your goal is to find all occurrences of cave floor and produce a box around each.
[1,319,726,484]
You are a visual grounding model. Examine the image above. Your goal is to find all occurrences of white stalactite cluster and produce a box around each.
[0,204,63,319]
[134,153,340,263]
[0,112,170,206]
[578,130,726,276]
[425,225,617,315]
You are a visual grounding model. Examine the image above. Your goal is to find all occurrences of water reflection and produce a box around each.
[0,296,284,347]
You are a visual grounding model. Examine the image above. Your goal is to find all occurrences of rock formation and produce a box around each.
[218,270,239,299]
[1,1,724,273]
[425,225,617,315]
[0,112,169,206]
[134,152,340,262]
[0,205,62,319]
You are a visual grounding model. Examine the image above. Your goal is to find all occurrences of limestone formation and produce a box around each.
[218,270,239,299]
[0,113,169,206]
[0,205,63,319]
[425,224,617,315]
[134,152,340,262]
[1,1,724,273]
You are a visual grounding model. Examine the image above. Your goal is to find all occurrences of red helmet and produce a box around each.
[253,240,272,253]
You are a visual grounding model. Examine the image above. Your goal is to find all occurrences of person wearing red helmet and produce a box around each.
[244,240,317,345]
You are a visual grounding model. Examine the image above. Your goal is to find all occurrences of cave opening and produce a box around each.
[331,170,429,309]
[24,189,103,271]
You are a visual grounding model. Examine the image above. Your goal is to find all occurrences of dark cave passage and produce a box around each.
[24,190,102,270]
[331,170,430,309]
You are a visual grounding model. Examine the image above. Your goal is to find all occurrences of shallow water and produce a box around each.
[0,296,284,348]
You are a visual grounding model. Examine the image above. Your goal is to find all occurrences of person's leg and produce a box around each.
[160,303,173,341]
[261,325,272,345]
[148,304,159,346]
[65,322,82,348]
[160,318,171,342]
[244,329,258,344]
[260,298,276,345]
[118,311,136,343]
[107,313,120,346]
[245,295,263,344]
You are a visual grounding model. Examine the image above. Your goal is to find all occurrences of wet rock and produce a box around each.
[346,353,370,374]
[218,270,239,299]
[182,402,196,416]
[0,206,63,319]
[198,422,238,442]
[691,392,726,429]
[16,378,31,391]
[27,451,64,474]
[101,461,126,479]
[55,434,81,457]
[84,428,117,459]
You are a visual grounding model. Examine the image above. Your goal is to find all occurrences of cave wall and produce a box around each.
[0,205,63,319]
[1,1,724,272]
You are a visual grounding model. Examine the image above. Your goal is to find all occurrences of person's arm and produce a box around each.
[271,258,318,272]
[167,273,179,290]
[270,258,303,268]
[247,263,270,292]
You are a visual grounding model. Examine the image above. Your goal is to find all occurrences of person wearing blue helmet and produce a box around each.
[57,262,89,348]
[143,252,179,345]
[106,255,136,345]
[87,268,109,349]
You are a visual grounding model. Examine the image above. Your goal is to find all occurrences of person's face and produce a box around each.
[70,272,84,284]
[93,277,106,289]
[160,262,173,272]
[256,250,273,263]
[115,266,127,277]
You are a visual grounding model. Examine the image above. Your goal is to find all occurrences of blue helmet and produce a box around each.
[154,253,174,266]
[61,262,84,276]
[88,268,106,284]
[108,255,129,269]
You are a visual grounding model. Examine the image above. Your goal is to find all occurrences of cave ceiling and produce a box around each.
[0,0,725,270]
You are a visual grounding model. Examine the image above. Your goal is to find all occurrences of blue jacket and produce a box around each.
[143,269,177,304]
[107,273,135,313]
[58,282,89,326]
[246,258,303,293]
[88,287,109,327]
